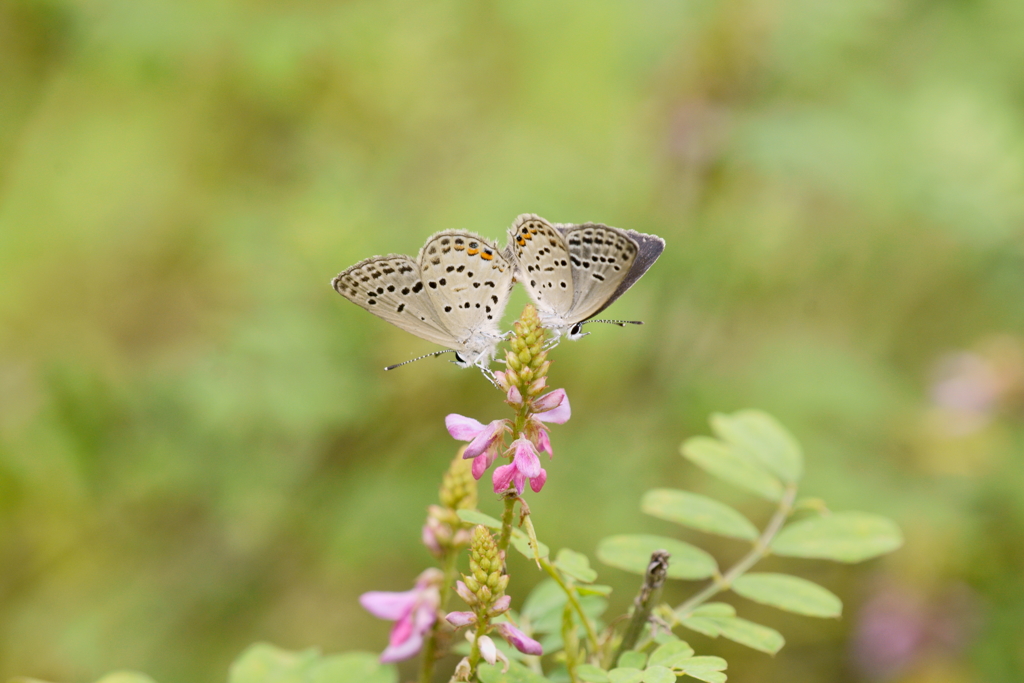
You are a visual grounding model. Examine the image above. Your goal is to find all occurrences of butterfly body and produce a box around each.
[506,214,665,340]
[332,231,514,368]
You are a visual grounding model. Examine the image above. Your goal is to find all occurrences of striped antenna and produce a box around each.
[384,349,455,371]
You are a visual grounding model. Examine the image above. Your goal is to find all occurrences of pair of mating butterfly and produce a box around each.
[332,214,665,371]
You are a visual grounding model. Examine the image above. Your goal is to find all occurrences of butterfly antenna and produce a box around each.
[384,349,455,371]
[582,319,644,328]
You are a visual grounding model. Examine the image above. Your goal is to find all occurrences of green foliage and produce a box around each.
[598,410,899,667]
[731,573,842,618]
[227,645,395,683]
[771,512,904,562]
[680,437,784,502]
[710,411,804,484]
[641,489,759,541]
[596,535,717,580]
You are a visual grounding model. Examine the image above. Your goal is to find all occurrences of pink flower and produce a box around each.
[360,568,442,663]
[496,622,543,656]
[446,415,509,479]
[526,388,570,459]
[445,611,477,628]
[493,438,547,494]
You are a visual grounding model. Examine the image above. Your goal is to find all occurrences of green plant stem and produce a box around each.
[539,557,600,654]
[418,548,461,683]
[468,619,488,675]
[675,483,798,619]
[497,494,517,556]
[614,550,670,661]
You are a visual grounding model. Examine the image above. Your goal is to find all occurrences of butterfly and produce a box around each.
[505,214,665,340]
[332,231,514,370]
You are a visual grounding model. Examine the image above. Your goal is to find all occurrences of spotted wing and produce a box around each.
[417,231,514,343]
[506,214,575,321]
[555,223,662,321]
[332,254,457,348]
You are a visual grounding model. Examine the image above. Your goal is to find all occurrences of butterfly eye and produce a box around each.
[569,322,584,337]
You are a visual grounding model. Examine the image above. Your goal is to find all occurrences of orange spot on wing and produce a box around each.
[480,252,494,260]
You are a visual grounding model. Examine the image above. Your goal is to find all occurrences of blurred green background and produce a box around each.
[3,0,1024,681]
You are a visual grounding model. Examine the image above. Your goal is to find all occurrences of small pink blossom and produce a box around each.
[360,568,442,663]
[478,635,499,665]
[454,580,477,606]
[445,611,477,628]
[422,517,444,556]
[493,438,547,494]
[507,384,523,404]
[533,388,571,424]
[489,594,511,616]
[496,622,543,656]
[446,415,509,479]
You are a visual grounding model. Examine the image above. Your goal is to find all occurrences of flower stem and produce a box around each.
[539,557,600,654]
[497,495,516,556]
[674,484,798,619]
[418,550,460,683]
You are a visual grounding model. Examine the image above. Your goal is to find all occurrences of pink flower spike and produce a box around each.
[446,414,487,441]
[445,611,477,628]
[507,384,523,405]
[496,622,544,656]
[533,389,571,424]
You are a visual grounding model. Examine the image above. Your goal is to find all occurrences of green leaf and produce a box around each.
[648,640,695,668]
[732,573,842,618]
[681,436,784,502]
[577,584,613,597]
[554,548,598,583]
[95,675,158,683]
[227,644,395,683]
[309,653,398,683]
[711,410,803,483]
[478,660,553,683]
[577,664,610,682]
[617,651,647,669]
[641,666,675,683]
[642,489,759,541]
[679,656,727,672]
[607,669,644,683]
[772,512,904,562]
[511,528,550,560]
[677,616,721,638]
[457,509,503,529]
[228,643,319,683]
[689,602,735,618]
[521,579,565,623]
[597,535,717,580]
[681,673,726,683]
[677,656,728,683]
[700,618,786,655]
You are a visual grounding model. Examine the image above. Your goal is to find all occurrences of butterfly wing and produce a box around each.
[332,254,458,348]
[506,214,575,323]
[417,231,514,353]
